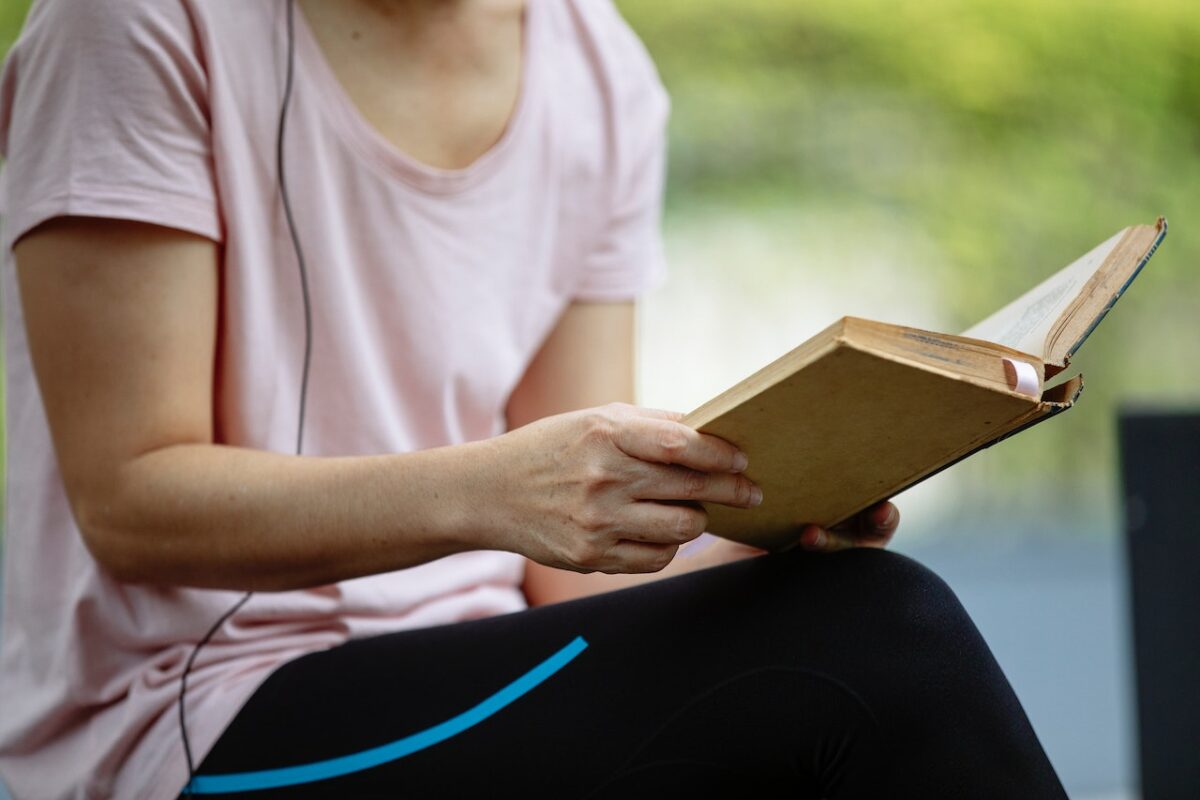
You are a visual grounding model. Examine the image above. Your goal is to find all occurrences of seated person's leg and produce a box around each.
[192,549,1066,799]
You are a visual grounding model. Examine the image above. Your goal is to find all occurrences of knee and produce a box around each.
[840,548,957,605]
[761,547,975,641]
[832,548,980,645]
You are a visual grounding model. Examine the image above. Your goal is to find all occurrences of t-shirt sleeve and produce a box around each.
[0,0,220,253]
[571,6,670,302]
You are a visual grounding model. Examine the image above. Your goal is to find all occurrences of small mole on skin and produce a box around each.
[351,30,362,41]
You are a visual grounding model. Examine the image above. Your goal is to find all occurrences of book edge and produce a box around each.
[687,318,1046,435]
[823,375,1085,533]
[761,386,1080,551]
[682,319,847,430]
[840,318,1045,400]
[1059,216,1167,365]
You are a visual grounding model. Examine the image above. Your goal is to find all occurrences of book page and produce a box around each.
[960,230,1124,358]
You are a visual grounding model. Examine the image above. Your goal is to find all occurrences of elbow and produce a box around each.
[72,498,158,585]
[74,500,301,592]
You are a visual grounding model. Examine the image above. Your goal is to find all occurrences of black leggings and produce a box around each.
[186,549,1067,798]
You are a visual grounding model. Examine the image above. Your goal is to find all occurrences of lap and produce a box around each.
[189,549,1063,799]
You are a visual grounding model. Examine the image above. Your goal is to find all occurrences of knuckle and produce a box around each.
[682,469,708,499]
[568,539,604,568]
[648,546,676,573]
[579,463,613,491]
[735,478,754,506]
[657,426,689,457]
[675,506,705,538]
[573,507,608,534]
[581,410,616,441]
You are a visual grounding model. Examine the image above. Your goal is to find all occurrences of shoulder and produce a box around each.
[0,0,207,111]
[1,0,208,139]
[0,0,226,245]
[556,0,659,72]
[0,0,270,86]
[539,0,669,123]
[9,0,202,55]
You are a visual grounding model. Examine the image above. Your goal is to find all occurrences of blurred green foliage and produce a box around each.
[0,1,27,62]
[619,0,1198,305]
[617,0,1200,528]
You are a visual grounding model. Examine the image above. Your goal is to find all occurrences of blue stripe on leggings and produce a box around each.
[186,635,589,794]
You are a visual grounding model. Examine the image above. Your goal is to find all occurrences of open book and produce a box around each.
[685,217,1167,551]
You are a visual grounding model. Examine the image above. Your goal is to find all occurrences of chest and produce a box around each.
[198,1,616,451]
[296,0,525,171]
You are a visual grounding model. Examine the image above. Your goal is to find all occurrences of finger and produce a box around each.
[796,524,891,553]
[631,464,762,509]
[830,502,900,539]
[618,500,709,545]
[594,540,680,574]
[613,416,747,474]
[862,501,899,532]
[627,406,685,422]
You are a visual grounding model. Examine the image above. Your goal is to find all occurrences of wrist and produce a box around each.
[437,434,519,555]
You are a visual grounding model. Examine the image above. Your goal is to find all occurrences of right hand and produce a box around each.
[483,402,762,575]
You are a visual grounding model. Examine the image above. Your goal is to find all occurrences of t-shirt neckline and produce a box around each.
[292,0,539,196]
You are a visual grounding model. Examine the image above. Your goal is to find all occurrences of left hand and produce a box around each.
[794,501,900,553]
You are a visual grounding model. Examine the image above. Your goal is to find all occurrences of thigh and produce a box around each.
[188,549,1065,799]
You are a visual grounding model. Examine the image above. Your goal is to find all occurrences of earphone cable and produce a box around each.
[179,0,312,791]
[278,0,315,458]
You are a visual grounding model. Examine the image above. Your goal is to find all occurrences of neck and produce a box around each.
[352,0,525,29]
[324,0,523,55]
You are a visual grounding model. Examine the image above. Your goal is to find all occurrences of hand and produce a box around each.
[484,402,762,575]
[794,501,900,553]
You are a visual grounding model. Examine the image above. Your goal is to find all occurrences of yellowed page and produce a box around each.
[960,230,1124,357]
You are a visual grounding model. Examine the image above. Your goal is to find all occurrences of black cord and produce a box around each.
[278,0,315,458]
[179,0,313,791]
[177,591,252,788]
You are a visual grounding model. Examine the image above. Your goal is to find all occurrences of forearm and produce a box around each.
[80,439,501,592]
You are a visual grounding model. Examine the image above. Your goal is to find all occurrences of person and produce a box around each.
[0,0,1069,797]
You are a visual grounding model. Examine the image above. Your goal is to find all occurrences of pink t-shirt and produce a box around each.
[0,0,667,796]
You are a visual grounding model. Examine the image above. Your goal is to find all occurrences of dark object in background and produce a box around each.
[1119,410,1200,800]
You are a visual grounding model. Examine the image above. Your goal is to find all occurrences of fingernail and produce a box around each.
[731,451,749,472]
[875,506,897,529]
[801,525,824,549]
[749,486,763,506]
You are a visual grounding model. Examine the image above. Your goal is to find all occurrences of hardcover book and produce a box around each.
[685,218,1168,551]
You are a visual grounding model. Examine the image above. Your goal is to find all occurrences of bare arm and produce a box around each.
[18,218,762,593]
[15,218,499,591]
